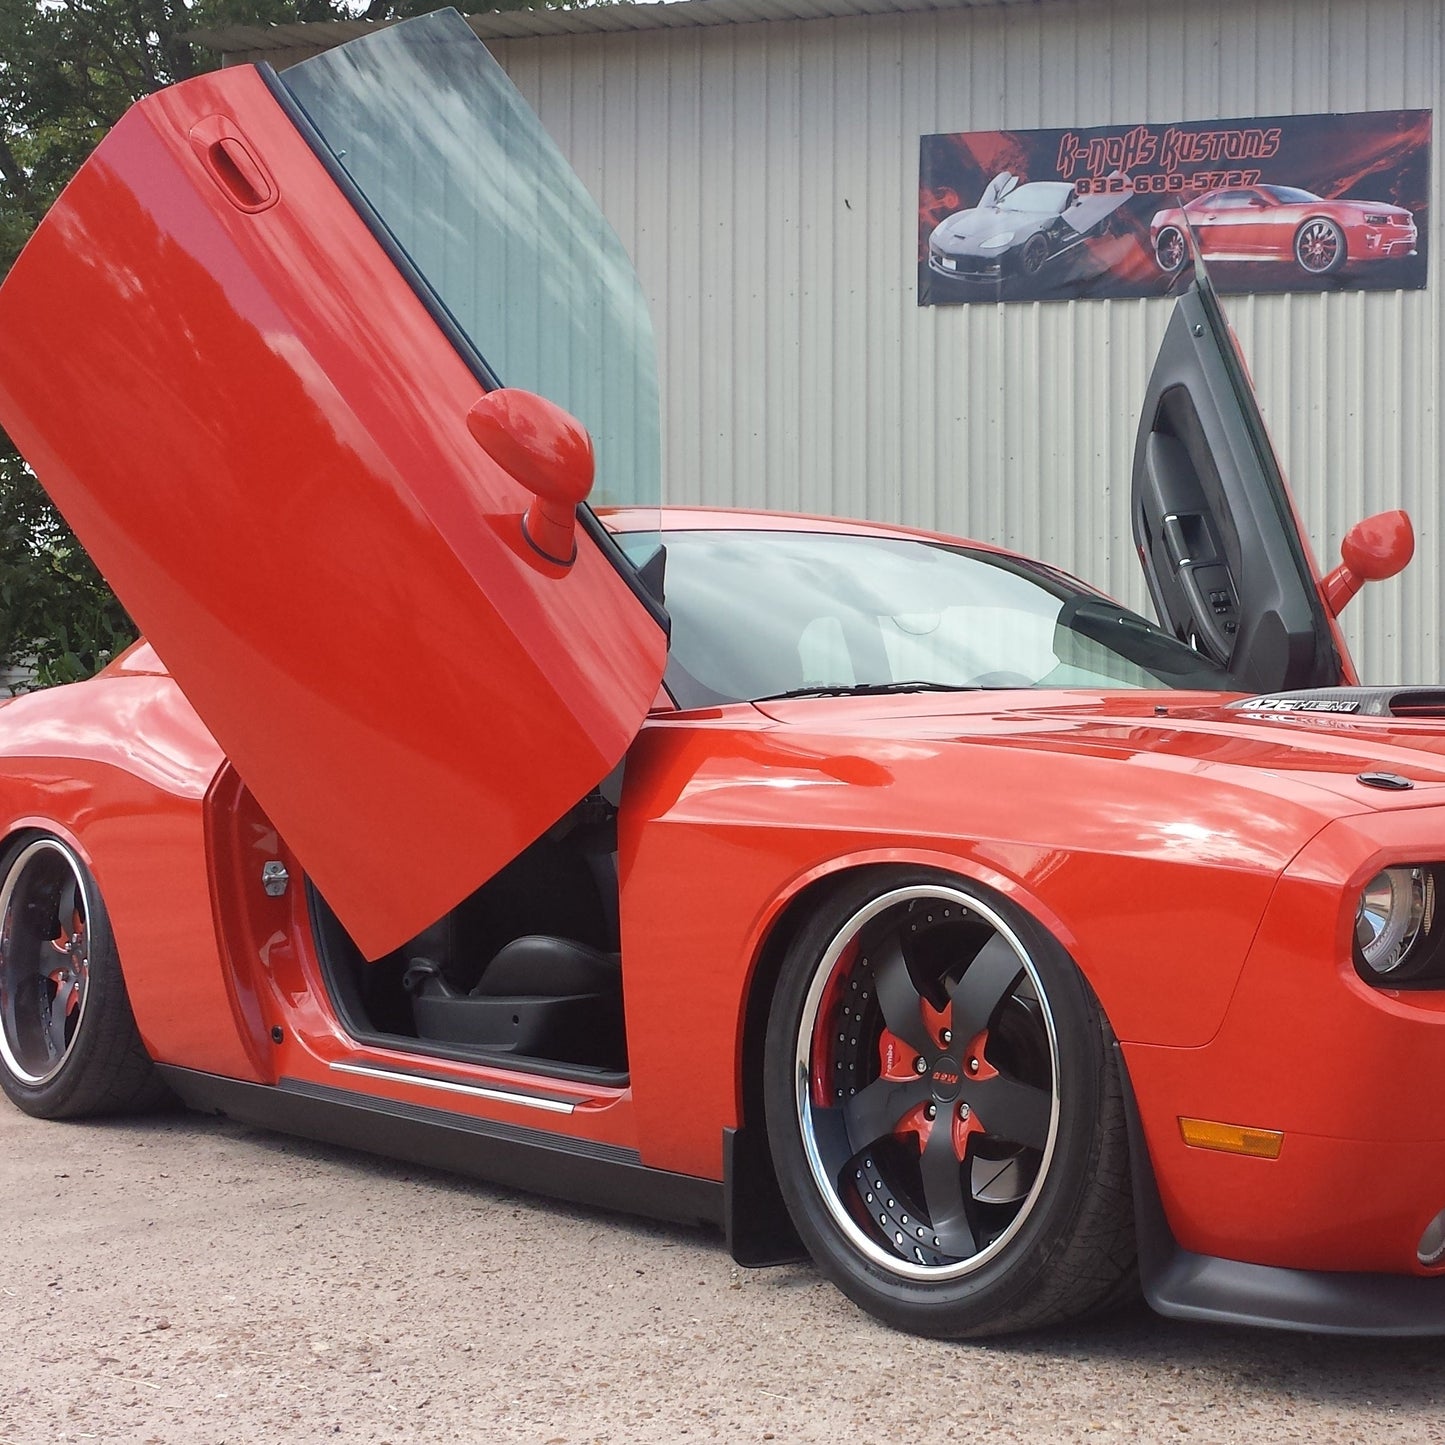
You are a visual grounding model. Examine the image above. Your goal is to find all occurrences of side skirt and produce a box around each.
[157,1066,724,1231]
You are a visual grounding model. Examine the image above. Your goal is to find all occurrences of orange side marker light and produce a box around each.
[1178,1117,1284,1159]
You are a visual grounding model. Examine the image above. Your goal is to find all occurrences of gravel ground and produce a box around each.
[2,1104,1443,1445]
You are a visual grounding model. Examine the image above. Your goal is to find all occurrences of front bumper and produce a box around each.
[1126,804,1445,1294]
[927,249,1006,282]
[1362,223,1418,259]
[1147,1247,1445,1335]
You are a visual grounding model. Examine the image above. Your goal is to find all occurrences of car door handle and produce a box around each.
[189,116,279,213]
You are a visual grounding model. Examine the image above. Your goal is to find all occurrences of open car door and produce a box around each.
[1131,258,1348,693]
[0,13,667,959]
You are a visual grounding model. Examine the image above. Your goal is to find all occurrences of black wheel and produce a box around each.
[1018,234,1050,277]
[763,870,1135,1338]
[0,834,167,1119]
[1295,217,1346,275]
[1154,225,1187,273]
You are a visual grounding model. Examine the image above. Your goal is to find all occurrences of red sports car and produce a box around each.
[0,13,1440,1340]
[1152,184,1417,276]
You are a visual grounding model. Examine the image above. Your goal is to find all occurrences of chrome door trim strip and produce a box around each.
[329,1059,577,1114]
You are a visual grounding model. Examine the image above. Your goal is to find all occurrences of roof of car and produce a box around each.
[600,504,1008,550]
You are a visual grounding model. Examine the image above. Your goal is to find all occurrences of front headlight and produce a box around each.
[980,232,1015,250]
[1355,866,1438,980]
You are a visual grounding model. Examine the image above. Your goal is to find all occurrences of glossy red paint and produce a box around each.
[0,501,1439,1312]
[618,679,1445,1179]
[0,25,1437,1334]
[0,68,666,960]
[1125,801,1445,1273]
[466,389,596,566]
[0,665,256,1079]
[1323,509,1416,615]
[1152,186,1418,272]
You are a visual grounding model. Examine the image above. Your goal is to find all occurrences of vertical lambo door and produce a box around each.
[1131,255,1350,694]
[0,11,668,963]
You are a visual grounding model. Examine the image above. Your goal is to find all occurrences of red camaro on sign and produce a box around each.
[1,12,1443,1340]
[1152,184,1418,276]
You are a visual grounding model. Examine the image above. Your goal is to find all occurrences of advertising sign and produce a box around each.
[918,110,1430,305]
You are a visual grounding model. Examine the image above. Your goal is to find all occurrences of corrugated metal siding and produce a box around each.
[200,0,1059,59]
[490,0,1442,681]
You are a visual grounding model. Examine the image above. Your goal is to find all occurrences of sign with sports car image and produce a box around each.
[919,110,1431,304]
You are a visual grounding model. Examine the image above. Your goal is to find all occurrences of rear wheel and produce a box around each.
[763,870,1135,1337]
[0,834,167,1118]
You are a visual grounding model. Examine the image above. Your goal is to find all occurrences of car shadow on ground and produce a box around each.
[986,1294,1445,1408]
[81,1110,1445,1408]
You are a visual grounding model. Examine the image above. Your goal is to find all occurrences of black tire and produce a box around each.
[1018,234,1050,277]
[1295,217,1346,275]
[763,868,1135,1338]
[1154,225,1187,273]
[0,833,168,1119]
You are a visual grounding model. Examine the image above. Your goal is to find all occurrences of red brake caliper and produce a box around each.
[950,1027,998,1159]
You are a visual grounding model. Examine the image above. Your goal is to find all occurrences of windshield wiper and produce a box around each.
[752,680,988,703]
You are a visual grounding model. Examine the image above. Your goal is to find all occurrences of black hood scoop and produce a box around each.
[1229,688,1445,719]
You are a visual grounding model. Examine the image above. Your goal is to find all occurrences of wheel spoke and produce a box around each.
[947,933,1023,1044]
[54,875,78,949]
[841,1074,932,1152]
[43,980,71,1059]
[871,933,933,1056]
[805,1096,855,1179]
[963,1071,1052,1151]
[919,1117,977,1258]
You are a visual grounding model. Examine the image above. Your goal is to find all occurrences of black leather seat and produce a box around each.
[404,935,624,1070]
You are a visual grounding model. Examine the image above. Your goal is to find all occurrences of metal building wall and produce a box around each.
[490,0,1440,682]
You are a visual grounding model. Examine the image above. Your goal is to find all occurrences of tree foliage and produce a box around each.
[0,0,554,687]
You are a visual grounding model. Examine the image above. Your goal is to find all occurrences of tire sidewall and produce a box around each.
[763,867,1110,1336]
[1155,227,1185,273]
[1295,217,1346,275]
[1019,235,1049,276]
[0,832,124,1119]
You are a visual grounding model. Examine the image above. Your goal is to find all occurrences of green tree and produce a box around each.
[0,0,557,687]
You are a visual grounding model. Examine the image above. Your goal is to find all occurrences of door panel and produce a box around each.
[0,66,667,959]
[1131,273,1346,694]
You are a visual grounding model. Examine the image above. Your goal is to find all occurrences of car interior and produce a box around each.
[309,768,628,1079]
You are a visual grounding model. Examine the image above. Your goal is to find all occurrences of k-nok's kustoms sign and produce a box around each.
[918,110,1430,304]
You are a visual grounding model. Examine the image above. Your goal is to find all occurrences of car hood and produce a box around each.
[931,207,1036,249]
[1337,201,1413,221]
[750,688,1445,815]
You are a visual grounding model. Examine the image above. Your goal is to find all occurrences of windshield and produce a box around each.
[278,10,660,512]
[618,529,1230,707]
[999,182,1074,214]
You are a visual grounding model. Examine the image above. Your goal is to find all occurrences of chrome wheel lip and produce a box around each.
[793,883,1062,1283]
[1156,227,1186,272]
[0,839,93,1087]
[1296,220,1342,273]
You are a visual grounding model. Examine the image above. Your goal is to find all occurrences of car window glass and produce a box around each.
[1000,182,1074,214]
[618,530,1232,706]
[1208,192,1258,209]
[1262,185,1321,205]
[278,10,660,512]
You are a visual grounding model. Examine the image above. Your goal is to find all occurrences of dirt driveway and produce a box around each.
[1,1105,1442,1444]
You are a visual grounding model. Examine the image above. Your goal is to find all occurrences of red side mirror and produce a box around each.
[466,389,594,566]
[1321,509,1415,616]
